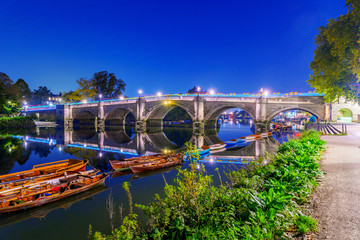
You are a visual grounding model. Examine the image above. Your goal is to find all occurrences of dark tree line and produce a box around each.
[0,72,56,114]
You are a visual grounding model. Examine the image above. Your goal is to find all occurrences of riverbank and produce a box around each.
[0,116,35,129]
[92,130,326,239]
[309,124,360,239]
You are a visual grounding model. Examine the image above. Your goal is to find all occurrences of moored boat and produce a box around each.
[109,153,179,171]
[130,154,183,173]
[0,170,99,200]
[224,139,237,147]
[0,172,108,213]
[0,159,89,185]
[208,143,226,150]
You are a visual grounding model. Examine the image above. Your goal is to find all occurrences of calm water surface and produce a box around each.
[0,122,294,240]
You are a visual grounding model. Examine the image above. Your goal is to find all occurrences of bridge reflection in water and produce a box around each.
[14,126,283,166]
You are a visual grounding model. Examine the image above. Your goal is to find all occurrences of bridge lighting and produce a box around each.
[209,89,215,95]
[157,92,162,97]
[58,98,62,102]
[120,96,124,100]
[49,103,53,106]
[82,99,87,103]
[138,89,143,95]
[263,90,269,97]
[197,86,201,92]
[99,94,103,99]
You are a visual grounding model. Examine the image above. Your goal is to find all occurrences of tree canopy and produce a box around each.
[63,71,126,102]
[14,79,32,101]
[32,86,52,104]
[308,0,360,102]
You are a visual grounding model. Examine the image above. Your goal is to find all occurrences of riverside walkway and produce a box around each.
[311,124,360,239]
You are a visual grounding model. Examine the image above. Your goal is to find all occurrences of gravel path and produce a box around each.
[310,124,360,239]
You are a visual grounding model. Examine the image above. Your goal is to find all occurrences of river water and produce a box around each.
[0,121,294,240]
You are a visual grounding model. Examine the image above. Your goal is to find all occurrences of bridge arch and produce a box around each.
[104,107,136,126]
[144,102,195,128]
[73,110,97,126]
[204,105,256,121]
[266,107,321,123]
[337,108,353,122]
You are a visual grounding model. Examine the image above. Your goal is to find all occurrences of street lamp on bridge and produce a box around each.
[259,88,269,98]
[138,89,143,98]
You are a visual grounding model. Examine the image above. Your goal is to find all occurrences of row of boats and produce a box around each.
[0,131,274,214]
[0,159,107,213]
[193,131,274,155]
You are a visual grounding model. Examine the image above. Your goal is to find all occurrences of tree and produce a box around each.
[32,86,52,104]
[92,71,126,98]
[308,0,360,102]
[0,72,14,99]
[14,79,32,102]
[62,78,96,102]
[63,71,126,102]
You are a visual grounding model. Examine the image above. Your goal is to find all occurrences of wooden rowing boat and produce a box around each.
[0,170,99,201]
[0,184,108,228]
[109,154,178,171]
[208,143,226,150]
[130,154,183,173]
[0,159,88,185]
[0,172,108,213]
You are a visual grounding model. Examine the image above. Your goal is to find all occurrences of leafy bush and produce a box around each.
[0,116,35,129]
[91,130,326,239]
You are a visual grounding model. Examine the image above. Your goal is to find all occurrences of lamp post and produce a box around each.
[138,89,143,98]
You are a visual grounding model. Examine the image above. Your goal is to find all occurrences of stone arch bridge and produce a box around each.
[55,94,359,131]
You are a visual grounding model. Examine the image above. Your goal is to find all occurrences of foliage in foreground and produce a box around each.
[91,130,326,239]
[0,116,35,129]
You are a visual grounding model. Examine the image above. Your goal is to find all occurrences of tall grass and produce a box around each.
[91,130,325,239]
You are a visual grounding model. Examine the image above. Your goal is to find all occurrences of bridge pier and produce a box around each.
[135,120,146,132]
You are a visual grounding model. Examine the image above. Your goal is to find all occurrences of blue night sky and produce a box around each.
[0,0,347,97]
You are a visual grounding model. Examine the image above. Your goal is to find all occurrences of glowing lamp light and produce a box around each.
[99,152,103,157]
[82,99,87,103]
[99,94,103,99]
[120,96,124,100]
[197,86,201,92]
[263,90,269,97]
[138,89,143,95]
[157,92,162,97]
[209,89,215,95]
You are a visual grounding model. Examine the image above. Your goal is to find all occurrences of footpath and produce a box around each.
[310,124,360,239]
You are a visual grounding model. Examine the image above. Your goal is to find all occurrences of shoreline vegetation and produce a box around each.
[0,116,35,130]
[90,130,326,239]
